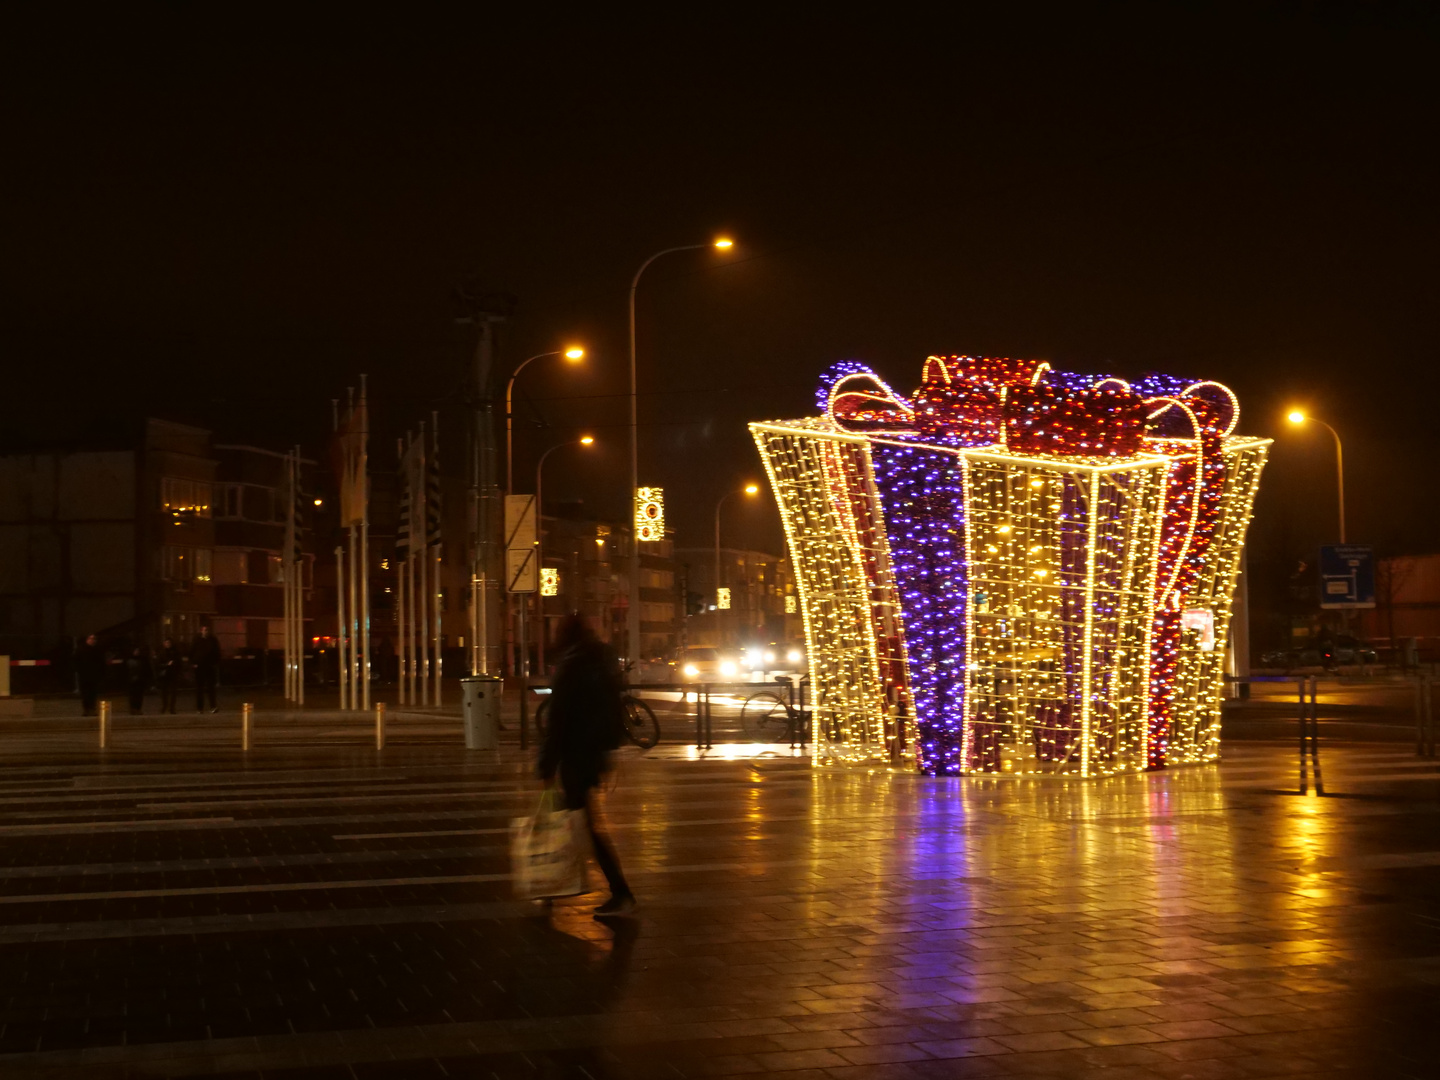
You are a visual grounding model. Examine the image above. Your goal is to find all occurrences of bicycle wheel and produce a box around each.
[742,691,791,742]
[533,698,549,741]
[623,696,660,749]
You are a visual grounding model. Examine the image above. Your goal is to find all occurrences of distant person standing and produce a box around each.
[538,613,636,918]
[126,646,151,715]
[156,638,181,714]
[189,624,222,713]
[74,633,105,716]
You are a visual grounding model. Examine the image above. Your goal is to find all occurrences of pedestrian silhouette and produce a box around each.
[75,633,105,716]
[126,645,151,715]
[157,638,181,714]
[189,624,222,713]
[538,613,636,918]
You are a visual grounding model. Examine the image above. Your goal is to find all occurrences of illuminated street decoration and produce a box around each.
[716,587,731,610]
[752,355,1268,776]
[785,594,797,613]
[635,487,665,542]
[540,567,559,597]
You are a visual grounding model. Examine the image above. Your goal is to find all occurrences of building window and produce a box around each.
[160,546,212,582]
[211,549,248,585]
[217,484,242,519]
[161,477,212,519]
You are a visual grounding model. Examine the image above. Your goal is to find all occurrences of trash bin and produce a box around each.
[460,675,502,750]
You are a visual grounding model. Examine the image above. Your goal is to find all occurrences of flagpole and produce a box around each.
[295,444,305,707]
[396,437,407,707]
[348,522,358,710]
[361,519,369,711]
[296,552,305,707]
[359,375,370,713]
[396,554,405,706]
[336,544,347,711]
[431,411,442,707]
[283,455,291,702]
[289,450,298,702]
[408,552,417,704]
[418,543,428,707]
[404,419,414,706]
[416,421,429,707]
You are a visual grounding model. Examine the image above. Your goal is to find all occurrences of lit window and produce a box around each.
[161,477,213,520]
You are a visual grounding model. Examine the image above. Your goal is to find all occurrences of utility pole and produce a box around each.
[457,288,514,677]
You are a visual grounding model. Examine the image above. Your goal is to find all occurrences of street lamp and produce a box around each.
[627,237,734,665]
[1286,409,1346,543]
[534,435,595,674]
[505,347,585,495]
[715,483,760,628]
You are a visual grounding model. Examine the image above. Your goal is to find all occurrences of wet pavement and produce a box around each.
[0,709,1437,1078]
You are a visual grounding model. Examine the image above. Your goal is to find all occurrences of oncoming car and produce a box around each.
[739,642,806,679]
[672,646,741,683]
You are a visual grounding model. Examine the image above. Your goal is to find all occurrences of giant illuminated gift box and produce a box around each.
[751,356,1269,776]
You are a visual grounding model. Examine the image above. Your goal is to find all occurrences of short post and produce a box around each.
[241,702,252,751]
[1297,677,1308,795]
[98,700,109,749]
[696,684,706,750]
[375,700,386,750]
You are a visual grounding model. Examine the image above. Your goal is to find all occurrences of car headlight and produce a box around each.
[787,649,801,663]
[683,664,699,677]
[720,661,737,677]
[764,651,775,663]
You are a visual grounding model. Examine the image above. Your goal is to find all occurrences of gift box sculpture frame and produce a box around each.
[751,356,1268,777]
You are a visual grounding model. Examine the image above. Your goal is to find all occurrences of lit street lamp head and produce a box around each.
[1286,409,1306,424]
[714,237,734,250]
[744,483,759,495]
[564,347,585,360]
[580,435,594,446]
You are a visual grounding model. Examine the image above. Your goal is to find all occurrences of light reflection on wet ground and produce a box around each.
[0,725,1435,1077]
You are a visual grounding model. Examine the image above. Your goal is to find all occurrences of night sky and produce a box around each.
[3,8,1436,633]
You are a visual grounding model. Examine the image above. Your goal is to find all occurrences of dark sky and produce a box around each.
[3,6,1436,574]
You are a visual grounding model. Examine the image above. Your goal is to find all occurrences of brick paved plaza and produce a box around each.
[0,703,1438,1078]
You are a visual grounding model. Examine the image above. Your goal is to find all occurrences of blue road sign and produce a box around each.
[1319,544,1375,609]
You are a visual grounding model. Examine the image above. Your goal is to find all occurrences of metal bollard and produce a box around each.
[98,700,110,749]
[241,702,252,751]
[375,701,385,749]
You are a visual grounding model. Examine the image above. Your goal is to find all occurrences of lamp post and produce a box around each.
[506,347,584,495]
[1286,410,1346,543]
[627,238,734,666]
[534,436,594,674]
[714,484,759,637]
[504,347,582,677]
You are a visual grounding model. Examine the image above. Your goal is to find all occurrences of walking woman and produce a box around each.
[538,613,636,918]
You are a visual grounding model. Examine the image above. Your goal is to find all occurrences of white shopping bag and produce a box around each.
[510,787,587,900]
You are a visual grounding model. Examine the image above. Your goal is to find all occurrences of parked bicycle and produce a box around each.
[532,693,661,750]
[741,676,810,743]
